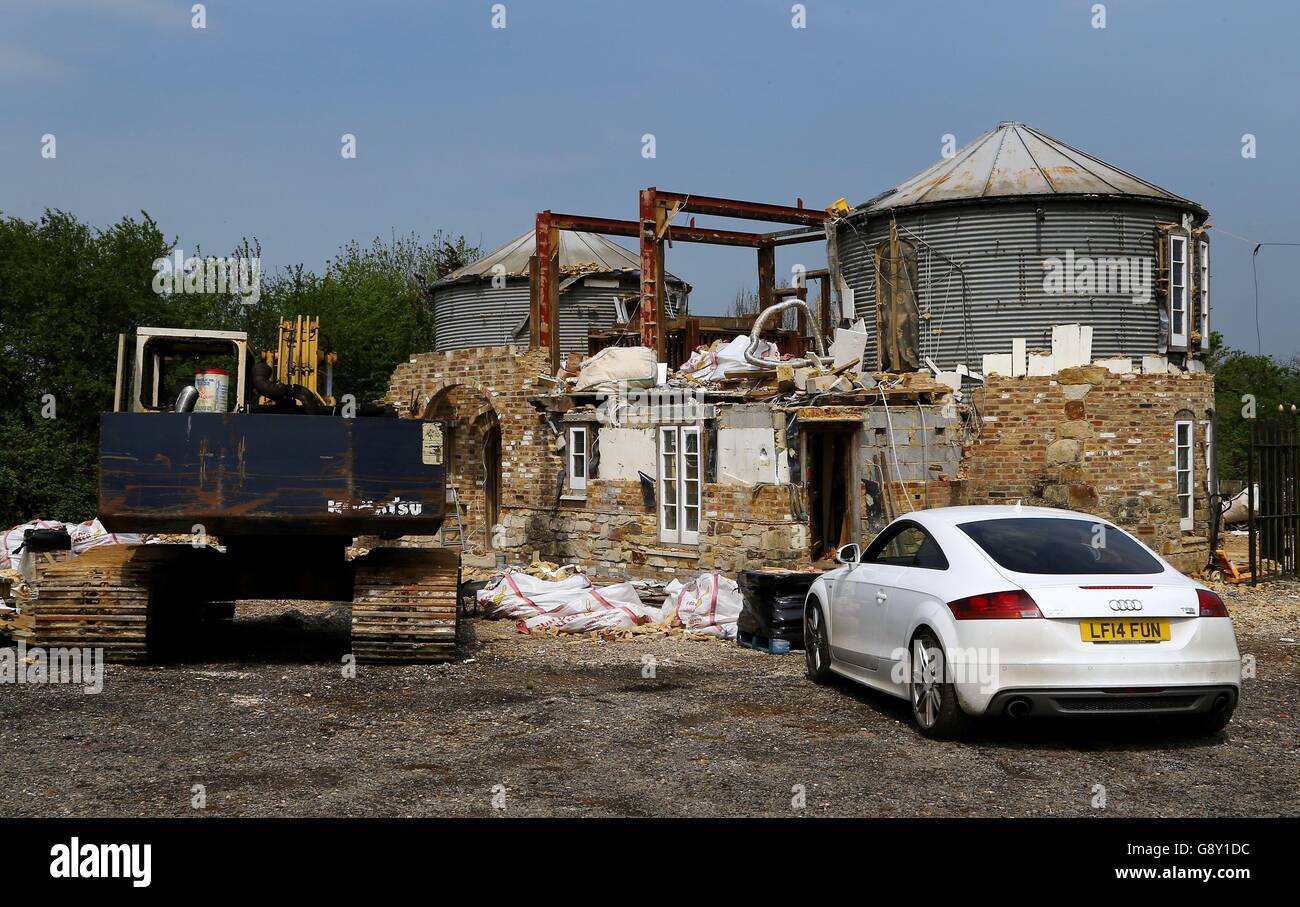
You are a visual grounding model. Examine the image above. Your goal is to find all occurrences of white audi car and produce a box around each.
[803,505,1240,738]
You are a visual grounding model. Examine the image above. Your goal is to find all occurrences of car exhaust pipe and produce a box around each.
[1212,694,1230,714]
[1005,698,1031,718]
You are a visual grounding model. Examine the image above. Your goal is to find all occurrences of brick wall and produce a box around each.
[965,367,1216,571]
[388,350,1215,579]
[386,348,814,580]
[386,346,558,555]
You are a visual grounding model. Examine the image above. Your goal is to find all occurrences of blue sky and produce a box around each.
[3,0,1298,356]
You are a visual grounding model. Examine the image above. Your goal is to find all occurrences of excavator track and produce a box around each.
[27,545,225,662]
[351,547,460,663]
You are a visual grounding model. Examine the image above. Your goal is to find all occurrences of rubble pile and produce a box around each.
[476,564,742,640]
[0,568,33,641]
[549,332,956,407]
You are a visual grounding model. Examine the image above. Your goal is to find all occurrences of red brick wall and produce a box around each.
[965,368,1216,571]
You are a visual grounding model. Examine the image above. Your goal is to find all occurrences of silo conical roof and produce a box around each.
[861,122,1205,215]
[435,229,689,288]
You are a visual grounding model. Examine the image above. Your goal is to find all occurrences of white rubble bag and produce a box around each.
[572,346,658,393]
[660,572,742,639]
[1220,485,1258,525]
[477,571,659,634]
[477,571,595,620]
[1,518,140,571]
[68,518,141,555]
[678,335,782,383]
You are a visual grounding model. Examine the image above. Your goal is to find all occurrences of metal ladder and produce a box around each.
[439,484,466,548]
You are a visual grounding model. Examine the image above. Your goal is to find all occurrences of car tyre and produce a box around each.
[805,600,833,685]
[909,629,971,739]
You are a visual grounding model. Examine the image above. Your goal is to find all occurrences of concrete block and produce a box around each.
[1093,357,1133,375]
[983,353,1014,377]
[1027,352,1055,376]
[1142,355,1168,375]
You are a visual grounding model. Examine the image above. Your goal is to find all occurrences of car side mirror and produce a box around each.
[836,543,861,565]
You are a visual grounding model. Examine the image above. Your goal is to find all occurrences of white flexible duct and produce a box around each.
[744,299,832,370]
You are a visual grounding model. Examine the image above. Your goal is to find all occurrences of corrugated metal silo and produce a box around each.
[830,123,1211,372]
[432,230,690,355]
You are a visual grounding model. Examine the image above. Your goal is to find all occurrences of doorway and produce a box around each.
[483,421,502,548]
[804,424,860,560]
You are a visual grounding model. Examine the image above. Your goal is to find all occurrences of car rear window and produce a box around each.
[958,518,1163,575]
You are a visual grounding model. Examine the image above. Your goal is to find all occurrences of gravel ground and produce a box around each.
[1,581,1296,818]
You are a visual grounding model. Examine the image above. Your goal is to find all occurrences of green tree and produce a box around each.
[1204,331,1300,483]
[0,209,183,525]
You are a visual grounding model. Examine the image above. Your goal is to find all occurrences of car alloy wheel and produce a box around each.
[908,629,971,739]
[805,602,832,684]
[911,638,943,729]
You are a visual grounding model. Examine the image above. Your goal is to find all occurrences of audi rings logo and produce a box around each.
[1108,599,1143,612]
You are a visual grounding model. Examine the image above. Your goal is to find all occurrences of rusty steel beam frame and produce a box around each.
[640,189,667,358]
[641,187,829,355]
[532,211,561,374]
[653,190,828,227]
[757,245,776,311]
[528,189,829,365]
[548,212,776,248]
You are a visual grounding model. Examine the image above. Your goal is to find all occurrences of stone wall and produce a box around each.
[494,479,811,582]
[387,350,1215,579]
[965,367,1216,571]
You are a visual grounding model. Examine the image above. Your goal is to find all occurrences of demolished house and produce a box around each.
[388,123,1216,579]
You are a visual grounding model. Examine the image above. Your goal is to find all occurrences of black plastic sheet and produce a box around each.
[737,569,819,648]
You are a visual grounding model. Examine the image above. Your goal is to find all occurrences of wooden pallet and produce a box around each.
[351,547,460,663]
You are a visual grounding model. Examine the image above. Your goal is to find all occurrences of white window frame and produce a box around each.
[1168,234,1189,349]
[567,425,589,493]
[1202,416,1217,498]
[1198,239,1210,350]
[1175,419,1194,531]
[658,424,701,545]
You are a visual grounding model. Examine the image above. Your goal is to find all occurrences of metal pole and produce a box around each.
[1248,419,1257,584]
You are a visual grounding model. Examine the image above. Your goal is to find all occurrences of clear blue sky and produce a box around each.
[3,0,1297,357]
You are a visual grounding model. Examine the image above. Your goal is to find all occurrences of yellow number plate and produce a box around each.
[1080,619,1170,643]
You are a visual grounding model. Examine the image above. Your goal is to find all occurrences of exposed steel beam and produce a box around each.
[758,245,776,311]
[533,211,560,373]
[548,214,639,238]
[639,190,665,357]
[653,190,829,227]
[547,212,776,248]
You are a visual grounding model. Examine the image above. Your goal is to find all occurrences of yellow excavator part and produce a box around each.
[261,315,337,406]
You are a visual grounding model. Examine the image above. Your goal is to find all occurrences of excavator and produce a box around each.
[26,316,459,663]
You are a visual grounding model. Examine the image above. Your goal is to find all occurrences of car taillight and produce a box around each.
[1196,588,1229,617]
[947,590,1042,620]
